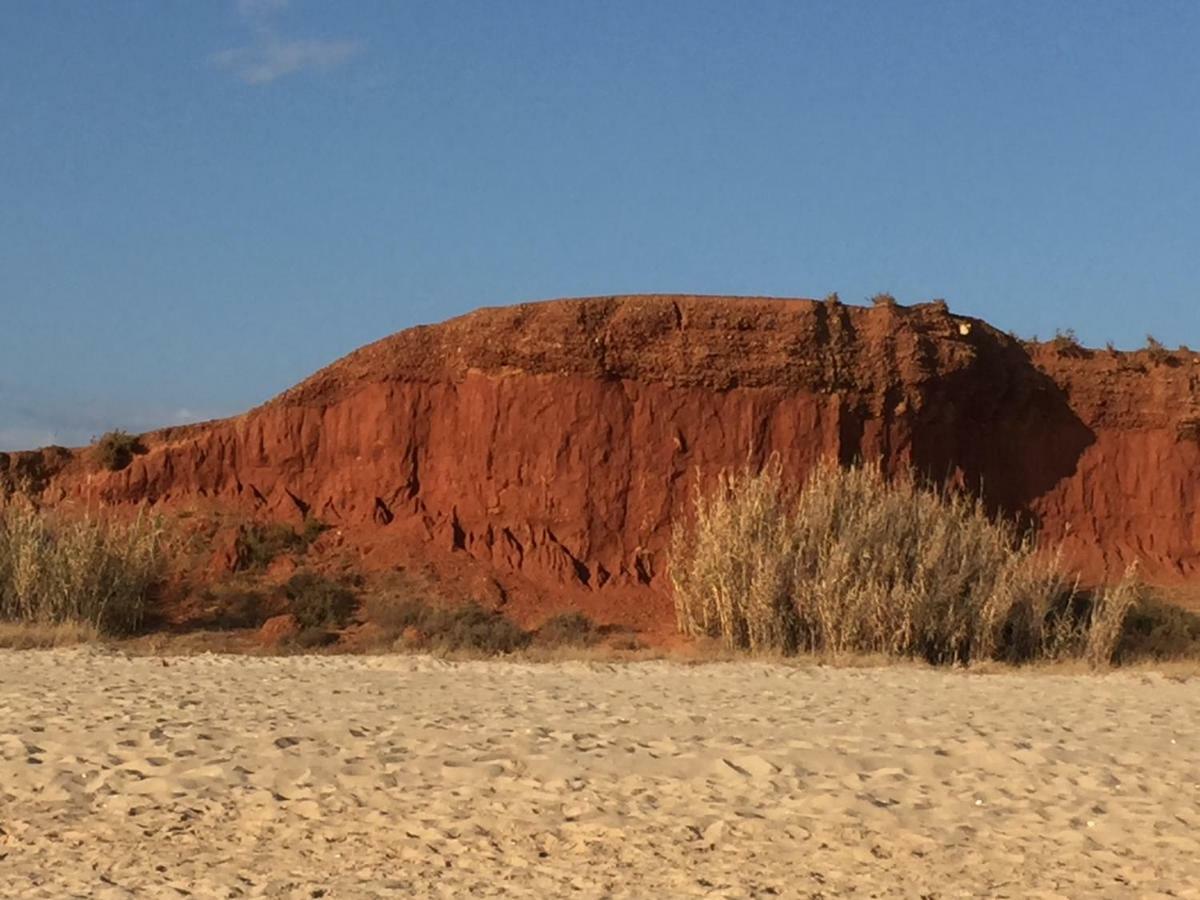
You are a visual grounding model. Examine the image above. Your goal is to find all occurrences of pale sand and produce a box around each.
[1,650,1198,899]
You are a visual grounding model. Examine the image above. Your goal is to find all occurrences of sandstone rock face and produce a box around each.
[16,296,1200,623]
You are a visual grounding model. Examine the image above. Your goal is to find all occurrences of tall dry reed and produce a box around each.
[0,500,164,636]
[671,459,1138,666]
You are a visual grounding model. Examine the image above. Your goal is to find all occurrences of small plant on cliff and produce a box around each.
[1144,334,1171,364]
[670,459,1137,666]
[1051,328,1085,357]
[0,501,163,635]
[93,430,143,472]
[870,293,898,308]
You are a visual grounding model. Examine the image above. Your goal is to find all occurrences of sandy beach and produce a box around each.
[1,649,1197,898]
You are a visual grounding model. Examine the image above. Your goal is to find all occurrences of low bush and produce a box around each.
[0,501,163,635]
[236,518,327,570]
[200,584,272,630]
[285,571,358,629]
[1117,597,1200,661]
[367,587,530,655]
[536,611,601,647]
[93,430,144,472]
[289,626,338,649]
[420,602,531,654]
[670,459,1140,666]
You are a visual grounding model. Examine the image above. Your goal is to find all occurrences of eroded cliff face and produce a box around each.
[14,296,1200,620]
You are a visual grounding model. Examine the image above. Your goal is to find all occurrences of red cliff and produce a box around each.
[8,296,1199,626]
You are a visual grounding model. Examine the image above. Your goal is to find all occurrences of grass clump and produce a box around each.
[670,459,1140,666]
[284,571,358,629]
[0,620,100,649]
[93,430,144,472]
[0,501,163,635]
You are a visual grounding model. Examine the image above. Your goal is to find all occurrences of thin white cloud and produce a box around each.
[211,37,362,84]
[237,0,289,17]
[212,0,361,85]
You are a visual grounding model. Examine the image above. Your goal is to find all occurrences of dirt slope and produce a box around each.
[7,295,1199,626]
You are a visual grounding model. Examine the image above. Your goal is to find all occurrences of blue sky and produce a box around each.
[2,1,1197,450]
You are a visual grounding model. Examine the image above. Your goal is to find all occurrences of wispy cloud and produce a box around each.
[212,38,362,85]
[212,0,362,85]
[236,0,289,16]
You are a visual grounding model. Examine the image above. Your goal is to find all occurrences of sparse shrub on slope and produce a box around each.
[236,518,328,570]
[93,430,143,472]
[0,500,163,635]
[670,459,1140,666]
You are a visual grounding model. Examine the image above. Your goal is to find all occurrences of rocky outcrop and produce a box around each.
[16,296,1200,621]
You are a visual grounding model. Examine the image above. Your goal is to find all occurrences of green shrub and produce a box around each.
[670,459,1138,666]
[300,516,329,546]
[421,602,531,654]
[1117,597,1200,661]
[93,430,143,472]
[236,518,327,570]
[367,594,435,634]
[200,585,271,630]
[536,611,600,647]
[284,571,357,629]
[0,501,163,635]
[290,626,338,649]
[367,588,530,655]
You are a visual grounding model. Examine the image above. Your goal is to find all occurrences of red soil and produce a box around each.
[6,295,1199,632]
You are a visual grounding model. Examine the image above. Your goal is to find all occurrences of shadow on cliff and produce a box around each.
[904,331,1095,526]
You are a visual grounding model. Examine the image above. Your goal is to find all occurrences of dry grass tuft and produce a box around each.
[0,620,100,649]
[670,459,1144,666]
[0,500,164,636]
